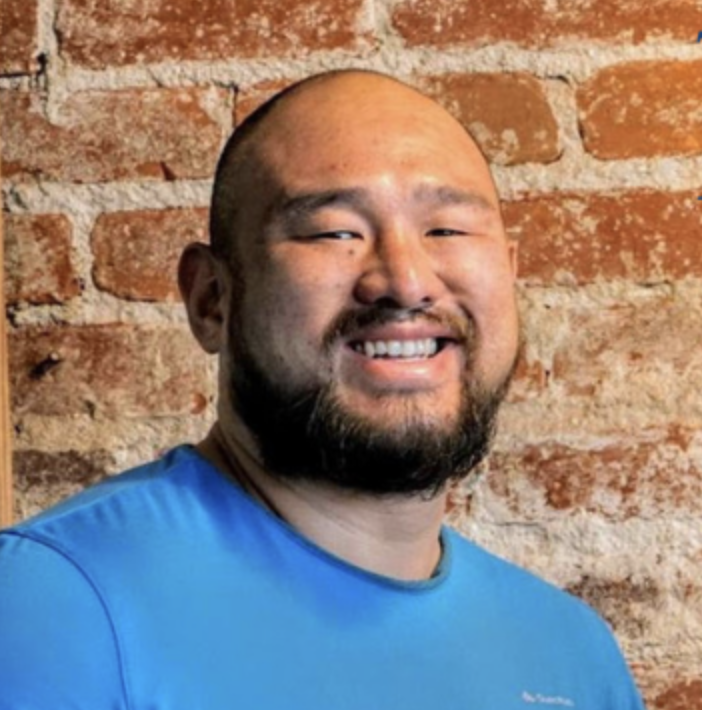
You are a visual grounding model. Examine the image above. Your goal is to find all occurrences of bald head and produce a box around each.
[209,70,498,262]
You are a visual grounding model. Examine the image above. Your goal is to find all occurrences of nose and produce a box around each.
[353,229,447,309]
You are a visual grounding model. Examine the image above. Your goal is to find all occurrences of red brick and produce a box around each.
[487,428,702,521]
[13,449,114,520]
[392,0,702,49]
[633,670,702,710]
[4,213,80,305]
[577,61,702,159]
[56,0,369,69]
[9,324,212,417]
[504,191,702,285]
[418,73,560,166]
[550,302,702,401]
[92,208,208,302]
[653,679,702,710]
[0,0,39,74]
[565,575,660,638]
[1,88,228,184]
[506,354,549,404]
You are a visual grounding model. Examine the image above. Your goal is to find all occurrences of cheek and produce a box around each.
[241,257,352,368]
[447,250,519,361]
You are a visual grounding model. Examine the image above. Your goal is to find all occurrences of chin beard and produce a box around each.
[226,338,514,498]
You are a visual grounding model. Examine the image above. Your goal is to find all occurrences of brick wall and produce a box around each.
[2,0,702,704]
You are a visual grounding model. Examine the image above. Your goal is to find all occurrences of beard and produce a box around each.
[226,304,516,498]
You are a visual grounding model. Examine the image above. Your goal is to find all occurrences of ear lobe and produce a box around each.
[178,243,226,354]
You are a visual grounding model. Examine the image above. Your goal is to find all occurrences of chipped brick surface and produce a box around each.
[565,575,660,638]
[92,208,208,301]
[578,60,702,159]
[4,213,80,305]
[56,0,368,69]
[653,679,702,710]
[392,0,702,49]
[0,0,38,74]
[486,429,702,521]
[13,449,114,520]
[549,302,702,404]
[418,73,560,166]
[505,191,702,285]
[9,324,212,417]
[1,88,228,184]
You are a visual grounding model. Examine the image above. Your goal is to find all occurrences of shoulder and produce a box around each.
[0,445,214,709]
[0,445,224,614]
[6,445,201,545]
[445,527,624,648]
[445,529,645,706]
[0,533,128,707]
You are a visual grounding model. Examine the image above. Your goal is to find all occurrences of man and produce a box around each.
[0,70,645,708]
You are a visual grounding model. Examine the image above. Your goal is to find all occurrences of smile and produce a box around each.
[350,338,448,359]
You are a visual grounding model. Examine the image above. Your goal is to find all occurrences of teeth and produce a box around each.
[388,341,402,357]
[354,338,441,359]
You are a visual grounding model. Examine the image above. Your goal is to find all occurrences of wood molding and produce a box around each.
[0,166,14,526]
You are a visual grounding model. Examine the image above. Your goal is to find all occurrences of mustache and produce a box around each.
[322,304,474,349]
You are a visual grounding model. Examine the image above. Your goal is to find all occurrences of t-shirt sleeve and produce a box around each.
[0,532,127,710]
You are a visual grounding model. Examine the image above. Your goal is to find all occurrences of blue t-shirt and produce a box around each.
[0,446,645,709]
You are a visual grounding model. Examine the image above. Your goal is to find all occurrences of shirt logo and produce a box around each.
[522,691,575,707]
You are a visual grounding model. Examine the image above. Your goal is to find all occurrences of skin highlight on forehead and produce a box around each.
[252,72,495,184]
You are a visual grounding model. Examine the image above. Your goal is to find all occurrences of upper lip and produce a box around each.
[346,323,461,344]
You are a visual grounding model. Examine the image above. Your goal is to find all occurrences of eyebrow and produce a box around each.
[275,189,367,221]
[274,184,498,222]
[415,185,498,214]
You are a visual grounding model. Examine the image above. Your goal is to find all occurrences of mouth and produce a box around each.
[349,337,454,360]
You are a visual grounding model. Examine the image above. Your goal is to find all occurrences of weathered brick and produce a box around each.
[13,449,114,521]
[9,324,212,417]
[1,88,228,184]
[653,679,702,710]
[505,351,549,404]
[0,0,39,74]
[392,0,702,49]
[418,73,560,166]
[633,670,702,710]
[565,574,660,639]
[504,191,702,285]
[92,208,208,301]
[56,0,369,69]
[550,302,702,403]
[4,213,80,305]
[486,428,702,521]
[577,61,702,159]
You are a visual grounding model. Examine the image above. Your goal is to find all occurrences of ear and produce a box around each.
[178,243,227,354]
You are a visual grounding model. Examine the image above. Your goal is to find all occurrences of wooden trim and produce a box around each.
[0,171,14,526]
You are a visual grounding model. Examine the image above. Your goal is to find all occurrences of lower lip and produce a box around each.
[343,343,461,390]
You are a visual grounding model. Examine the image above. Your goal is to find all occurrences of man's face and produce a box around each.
[220,75,520,495]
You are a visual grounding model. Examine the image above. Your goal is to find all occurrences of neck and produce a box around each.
[197,421,447,582]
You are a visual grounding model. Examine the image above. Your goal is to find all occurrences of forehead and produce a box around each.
[247,76,499,207]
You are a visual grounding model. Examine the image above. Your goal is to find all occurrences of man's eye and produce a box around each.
[427,228,469,237]
[308,230,360,240]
